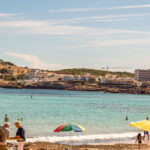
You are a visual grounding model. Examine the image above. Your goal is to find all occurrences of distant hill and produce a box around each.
[52,68,134,78]
[0,59,134,78]
[0,59,15,66]
[0,59,29,81]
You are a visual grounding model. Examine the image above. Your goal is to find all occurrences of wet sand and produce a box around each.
[7,142,150,150]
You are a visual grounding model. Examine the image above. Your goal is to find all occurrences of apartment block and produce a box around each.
[135,69,150,81]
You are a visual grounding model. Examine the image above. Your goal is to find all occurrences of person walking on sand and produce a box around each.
[4,115,9,122]
[11,121,26,150]
[136,133,143,149]
[0,122,10,150]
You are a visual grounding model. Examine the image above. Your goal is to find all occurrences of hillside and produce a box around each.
[0,59,134,80]
[52,68,134,78]
[0,59,29,81]
[0,59,15,66]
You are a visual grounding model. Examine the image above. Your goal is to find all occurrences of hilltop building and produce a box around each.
[24,69,40,80]
[100,76,136,86]
[135,69,150,81]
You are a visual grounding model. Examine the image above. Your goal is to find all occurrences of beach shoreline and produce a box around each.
[1,86,150,95]
[7,141,150,150]
[7,135,150,150]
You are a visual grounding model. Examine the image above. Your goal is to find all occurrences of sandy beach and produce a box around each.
[6,142,150,150]
[1,89,150,150]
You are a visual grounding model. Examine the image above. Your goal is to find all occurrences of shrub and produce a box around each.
[0,68,8,73]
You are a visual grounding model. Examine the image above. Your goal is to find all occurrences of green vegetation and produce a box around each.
[0,59,20,81]
[52,68,134,78]
[17,74,24,80]
[0,59,15,66]
[0,68,9,74]
[3,75,16,81]
[0,58,134,81]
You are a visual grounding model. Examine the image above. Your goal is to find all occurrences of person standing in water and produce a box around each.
[144,130,149,140]
[4,115,9,122]
[126,116,128,122]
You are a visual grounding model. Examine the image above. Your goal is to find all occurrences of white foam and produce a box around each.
[25,132,138,145]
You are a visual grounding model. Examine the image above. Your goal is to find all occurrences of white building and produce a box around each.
[100,77,135,86]
[36,71,48,78]
[63,75,75,81]
[81,76,89,81]
[24,69,40,80]
[74,75,81,81]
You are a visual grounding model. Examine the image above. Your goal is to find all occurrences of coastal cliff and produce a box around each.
[1,79,150,95]
[1,58,150,94]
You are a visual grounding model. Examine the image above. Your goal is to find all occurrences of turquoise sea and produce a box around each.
[0,88,150,144]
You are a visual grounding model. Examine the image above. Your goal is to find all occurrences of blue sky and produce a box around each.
[0,0,150,72]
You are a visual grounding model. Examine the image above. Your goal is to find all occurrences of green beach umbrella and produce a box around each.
[54,123,86,145]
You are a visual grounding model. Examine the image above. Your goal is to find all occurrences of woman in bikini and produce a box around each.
[136,133,143,149]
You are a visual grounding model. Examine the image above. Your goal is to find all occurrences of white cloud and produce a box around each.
[52,13,150,24]
[5,52,67,70]
[49,8,96,13]
[107,4,150,10]
[0,21,47,27]
[0,13,149,27]
[0,17,148,36]
[0,13,16,17]
[82,39,150,47]
[0,20,90,35]
[49,4,150,13]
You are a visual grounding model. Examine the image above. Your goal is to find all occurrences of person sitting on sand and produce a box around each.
[144,130,149,140]
[0,122,10,150]
[136,133,143,149]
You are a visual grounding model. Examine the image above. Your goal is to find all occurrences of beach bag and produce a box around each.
[0,127,5,142]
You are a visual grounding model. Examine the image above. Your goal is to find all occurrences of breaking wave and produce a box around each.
[24,132,138,145]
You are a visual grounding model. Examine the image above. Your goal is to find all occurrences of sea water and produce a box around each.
[0,88,150,144]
